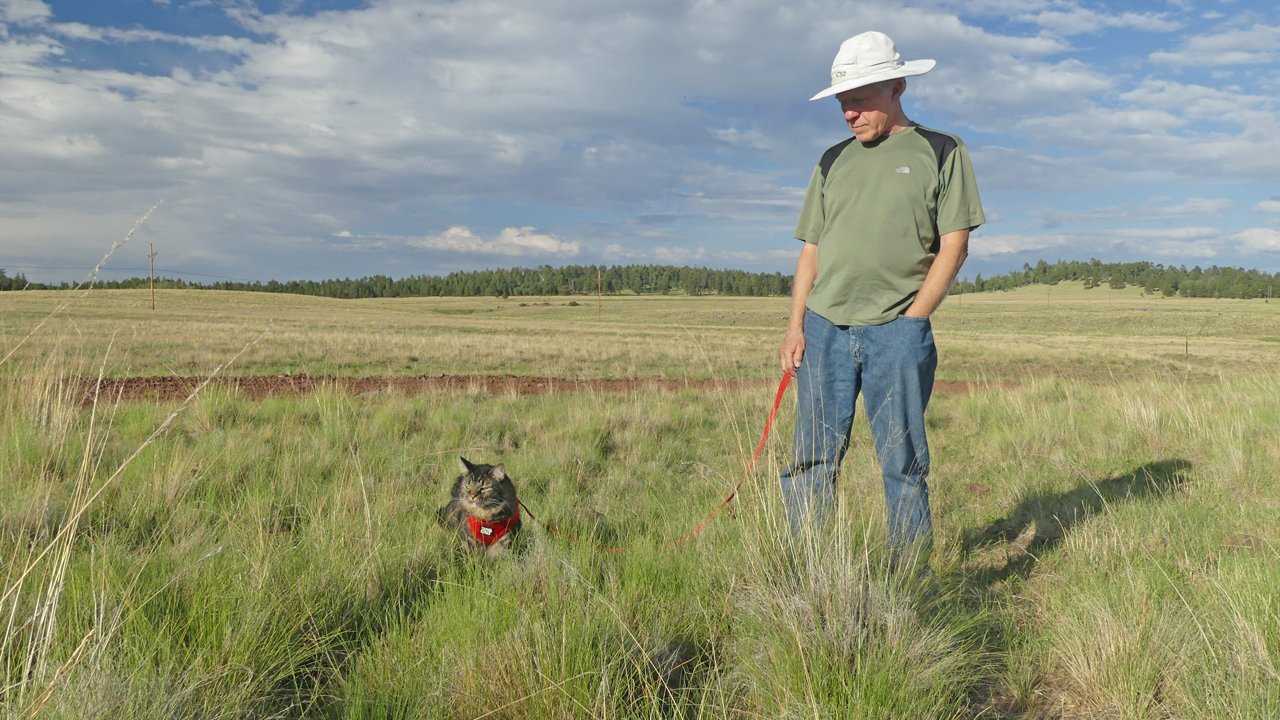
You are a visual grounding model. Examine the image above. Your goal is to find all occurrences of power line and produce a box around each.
[1,265,259,282]
[149,269,258,282]
[2,265,111,271]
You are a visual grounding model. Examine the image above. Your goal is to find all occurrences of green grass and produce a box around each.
[4,374,1279,717]
[2,289,1280,718]
[8,380,971,718]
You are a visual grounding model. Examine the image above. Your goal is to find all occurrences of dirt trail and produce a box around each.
[72,374,1005,404]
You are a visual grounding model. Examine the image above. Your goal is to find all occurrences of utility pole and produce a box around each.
[148,243,158,310]
[597,268,602,321]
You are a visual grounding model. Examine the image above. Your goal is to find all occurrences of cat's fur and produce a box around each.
[437,457,524,558]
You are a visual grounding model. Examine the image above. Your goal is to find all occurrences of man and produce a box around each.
[779,31,984,560]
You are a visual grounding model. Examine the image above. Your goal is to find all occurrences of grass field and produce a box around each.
[2,283,1278,381]
[2,286,1278,718]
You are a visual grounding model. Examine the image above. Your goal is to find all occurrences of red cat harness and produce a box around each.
[466,511,520,546]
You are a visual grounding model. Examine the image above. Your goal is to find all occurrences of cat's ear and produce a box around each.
[460,457,476,473]
[489,464,506,481]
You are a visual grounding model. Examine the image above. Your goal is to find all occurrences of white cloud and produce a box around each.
[1110,227,1223,239]
[1150,23,1280,66]
[0,0,51,26]
[1008,80,1280,181]
[395,226,580,258]
[912,58,1113,130]
[601,243,796,265]
[1032,198,1234,228]
[1253,199,1280,213]
[1165,199,1235,216]
[1018,6,1181,35]
[49,22,258,55]
[0,33,62,63]
[709,127,772,150]
[1119,79,1271,118]
[677,164,806,223]
[968,146,1141,192]
[921,0,1051,16]
[970,232,1073,257]
[927,0,1183,36]
[1132,240,1221,258]
[971,226,1229,259]
[1233,227,1280,252]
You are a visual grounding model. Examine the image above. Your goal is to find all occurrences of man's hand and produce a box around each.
[781,242,819,375]
[904,229,970,317]
[781,327,805,374]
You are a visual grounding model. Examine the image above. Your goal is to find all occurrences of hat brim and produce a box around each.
[809,59,936,101]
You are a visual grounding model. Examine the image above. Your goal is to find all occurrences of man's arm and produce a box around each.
[780,242,819,373]
[904,229,969,317]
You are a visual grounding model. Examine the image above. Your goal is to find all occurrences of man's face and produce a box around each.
[836,82,899,142]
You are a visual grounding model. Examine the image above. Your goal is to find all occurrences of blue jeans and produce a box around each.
[780,309,937,551]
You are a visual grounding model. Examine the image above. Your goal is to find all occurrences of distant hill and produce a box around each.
[3,259,1277,300]
[955,260,1277,300]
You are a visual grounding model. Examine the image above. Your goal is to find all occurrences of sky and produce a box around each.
[1,0,1279,284]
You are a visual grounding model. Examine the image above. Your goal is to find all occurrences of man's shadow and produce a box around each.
[959,459,1192,587]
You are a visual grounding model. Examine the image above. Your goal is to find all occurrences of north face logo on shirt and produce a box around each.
[895,166,911,174]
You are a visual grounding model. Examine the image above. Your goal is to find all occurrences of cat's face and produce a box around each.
[455,459,513,514]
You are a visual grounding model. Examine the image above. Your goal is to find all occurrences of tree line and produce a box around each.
[0,269,34,292]
[4,259,1277,300]
[955,260,1278,299]
[0,265,793,298]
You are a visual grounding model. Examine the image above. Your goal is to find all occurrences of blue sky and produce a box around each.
[2,0,1279,284]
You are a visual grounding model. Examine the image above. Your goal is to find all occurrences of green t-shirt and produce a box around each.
[794,124,985,326]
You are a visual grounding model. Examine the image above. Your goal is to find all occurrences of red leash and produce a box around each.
[517,372,792,552]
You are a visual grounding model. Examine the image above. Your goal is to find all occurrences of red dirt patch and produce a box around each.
[73,374,1007,404]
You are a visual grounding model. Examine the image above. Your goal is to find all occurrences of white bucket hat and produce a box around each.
[810,31,935,101]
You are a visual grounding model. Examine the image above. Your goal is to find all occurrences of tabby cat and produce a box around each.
[437,457,523,558]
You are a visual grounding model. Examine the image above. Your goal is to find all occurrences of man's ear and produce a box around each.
[891,77,907,101]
